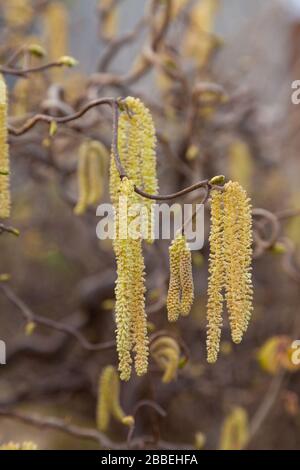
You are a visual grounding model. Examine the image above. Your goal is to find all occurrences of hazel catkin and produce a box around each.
[167,234,194,322]
[0,75,10,219]
[97,365,134,432]
[206,181,253,363]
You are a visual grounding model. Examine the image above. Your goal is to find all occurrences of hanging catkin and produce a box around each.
[110,97,159,380]
[74,140,108,215]
[44,2,68,80]
[0,75,10,219]
[167,234,194,322]
[206,190,224,363]
[206,181,253,363]
[113,178,148,380]
[223,181,253,343]
[96,365,134,432]
[110,97,158,243]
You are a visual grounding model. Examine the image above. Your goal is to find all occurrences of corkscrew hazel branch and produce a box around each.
[0,57,78,77]
[8,94,223,201]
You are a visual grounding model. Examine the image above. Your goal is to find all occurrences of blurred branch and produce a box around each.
[0,223,19,237]
[248,371,286,447]
[0,409,117,449]
[0,284,115,352]
[0,60,75,77]
[8,98,116,136]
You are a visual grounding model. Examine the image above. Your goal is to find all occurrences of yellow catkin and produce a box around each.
[99,0,119,40]
[113,178,149,380]
[167,235,183,322]
[110,97,158,242]
[206,182,253,362]
[74,140,108,214]
[206,191,224,363]
[219,407,249,450]
[97,365,134,432]
[167,234,194,321]
[228,140,253,193]
[129,239,149,376]
[74,142,90,215]
[0,75,10,219]
[44,2,68,80]
[87,141,108,205]
[183,0,220,69]
[110,98,158,378]
[97,365,112,431]
[223,181,253,344]
[179,238,194,316]
[114,179,134,381]
[0,441,37,450]
[150,336,180,383]
[2,0,33,28]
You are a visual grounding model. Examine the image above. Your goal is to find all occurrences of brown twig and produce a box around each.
[0,223,20,236]
[0,409,117,449]
[0,284,115,352]
[8,98,116,136]
[0,60,75,77]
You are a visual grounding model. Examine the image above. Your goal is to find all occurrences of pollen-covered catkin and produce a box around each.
[114,179,134,381]
[110,97,159,380]
[206,181,253,362]
[129,240,149,376]
[167,236,183,322]
[0,75,10,219]
[167,234,194,321]
[113,177,149,380]
[97,365,134,431]
[206,190,224,363]
[179,239,194,316]
[223,181,253,343]
[109,97,158,242]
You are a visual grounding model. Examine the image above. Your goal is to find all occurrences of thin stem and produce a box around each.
[134,180,210,201]
[8,98,116,136]
[0,60,73,77]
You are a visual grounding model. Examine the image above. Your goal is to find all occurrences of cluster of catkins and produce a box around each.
[166,183,253,365]
[110,97,253,380]
[0,75,10,219]
[110,97,158,381]
[206,182,253,363]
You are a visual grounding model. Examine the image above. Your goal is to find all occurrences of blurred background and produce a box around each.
[0,0,300,450]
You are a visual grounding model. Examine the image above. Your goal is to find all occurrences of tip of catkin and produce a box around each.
[122,415,135,427]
